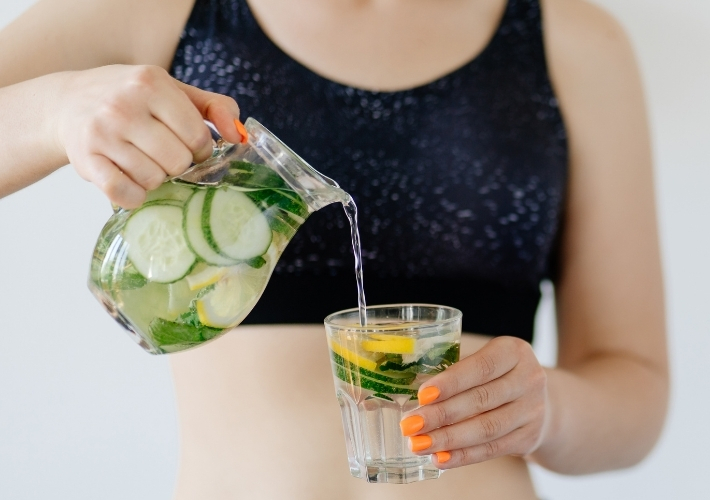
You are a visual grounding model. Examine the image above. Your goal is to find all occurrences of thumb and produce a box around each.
[175,80,244,144]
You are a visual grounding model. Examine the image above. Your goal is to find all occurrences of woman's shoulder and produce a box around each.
[540,0,646,138]
[541,0,637,72]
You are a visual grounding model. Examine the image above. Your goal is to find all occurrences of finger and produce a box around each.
[124,118,195,177]
[409,401,526,455]
[417,336,527,405]
[175,80,244,144]
[103,141,167,191]
[133,74,213,161]
[434,426,540,469]
[403,373,524,433]
[121,66,214,162]
[84,154,145,209]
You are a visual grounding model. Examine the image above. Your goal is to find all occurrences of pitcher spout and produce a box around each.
[244,118,349,211]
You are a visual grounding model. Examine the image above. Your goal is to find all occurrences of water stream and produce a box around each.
[342,196,367,327]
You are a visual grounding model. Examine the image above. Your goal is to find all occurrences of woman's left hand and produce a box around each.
[400,336,549,468]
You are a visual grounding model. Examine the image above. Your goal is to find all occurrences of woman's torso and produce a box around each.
[166,0,566,497]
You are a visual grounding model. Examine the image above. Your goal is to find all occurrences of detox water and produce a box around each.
[325,305,462,483]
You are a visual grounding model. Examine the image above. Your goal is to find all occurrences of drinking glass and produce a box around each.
[324,304,462,484]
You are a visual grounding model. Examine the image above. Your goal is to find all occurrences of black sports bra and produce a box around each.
[170,0,568,341]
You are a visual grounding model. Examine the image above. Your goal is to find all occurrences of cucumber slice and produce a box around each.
[333,362,418,396]
[203,187,272,260]
[223,161,289,190]
[123,204,196,283]
[331,351,417,385]
[184,190,241,266]
[145,182,194,204]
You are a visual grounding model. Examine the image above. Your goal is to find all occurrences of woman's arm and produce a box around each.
[399,0,667,474]
[0,0,243,206]
[0,68,243,206]
[531,0,667,472]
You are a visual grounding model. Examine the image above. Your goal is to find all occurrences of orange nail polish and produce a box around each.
[234,119,248,144]
[400,415,425,436]
[418,386,440,406]
[409,435,433,452]
[436,451,452,463]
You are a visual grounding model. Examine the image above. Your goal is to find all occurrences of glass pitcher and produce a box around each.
[89,118,347,354]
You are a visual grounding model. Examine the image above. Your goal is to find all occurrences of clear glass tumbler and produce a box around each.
[324,304,462,484]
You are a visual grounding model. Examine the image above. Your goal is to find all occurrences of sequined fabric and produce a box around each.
[170,0,568,340]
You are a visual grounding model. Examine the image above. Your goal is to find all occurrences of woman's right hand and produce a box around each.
[53,65,243,209]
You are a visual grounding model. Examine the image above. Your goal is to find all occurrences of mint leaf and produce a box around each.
[149,318,221,346]
[177,308,202,327]
[417,343,460,374]
[245,256,266,269]
[378,343,460,374]
[114,266,148,289]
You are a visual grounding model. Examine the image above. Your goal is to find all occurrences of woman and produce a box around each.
[0,0,667,498]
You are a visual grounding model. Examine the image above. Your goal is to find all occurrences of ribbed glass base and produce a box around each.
[350,460,442,484]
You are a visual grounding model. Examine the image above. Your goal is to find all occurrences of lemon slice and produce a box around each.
[185,264,229,290]
[329,338,378,371]
[195,261,270,328]
[369,333,410,341]
[361,336,416,354]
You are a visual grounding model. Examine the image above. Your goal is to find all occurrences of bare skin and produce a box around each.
[0,0,667,498]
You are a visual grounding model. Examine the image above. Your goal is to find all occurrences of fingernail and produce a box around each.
[435,451,452,463]
[234,119,248,144]
[400,415,425,436]
[418,386,440,406]
[409,435,432,452]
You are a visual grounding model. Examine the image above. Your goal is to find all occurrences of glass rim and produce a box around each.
[324,303,462,332]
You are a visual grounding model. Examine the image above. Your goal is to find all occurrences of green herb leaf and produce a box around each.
[246,189,308,217]
[113,265,148,289]
[417,343,460,374]
[245,256,266,269]
[377,343,460,374]
[149,317,222,346]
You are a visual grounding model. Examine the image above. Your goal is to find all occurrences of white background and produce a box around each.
[1,1,708,498]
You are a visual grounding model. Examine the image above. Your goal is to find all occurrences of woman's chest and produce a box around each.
[210,0,508,91]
